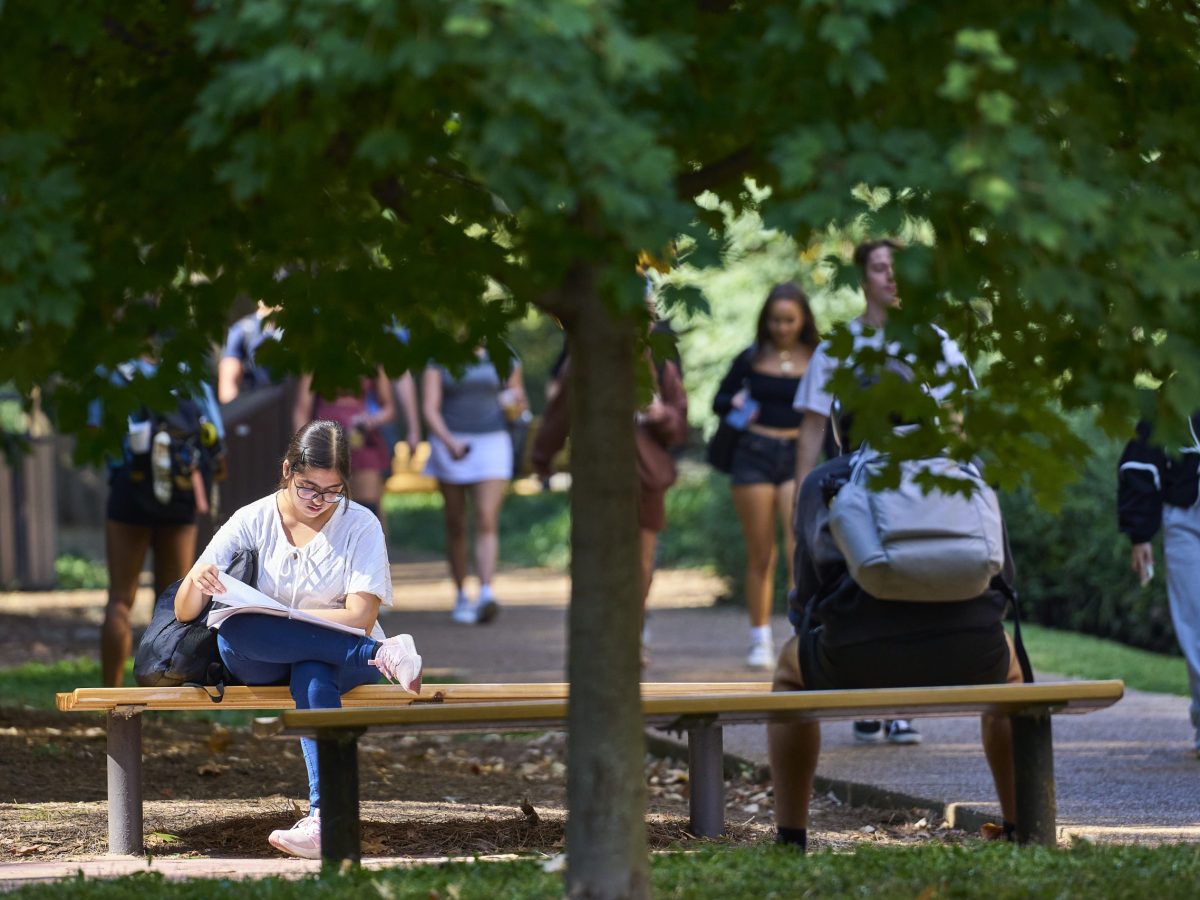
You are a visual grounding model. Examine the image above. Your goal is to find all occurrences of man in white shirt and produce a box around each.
[789,239,974,746]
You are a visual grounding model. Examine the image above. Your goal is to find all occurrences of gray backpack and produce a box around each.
[828,447,1004,601]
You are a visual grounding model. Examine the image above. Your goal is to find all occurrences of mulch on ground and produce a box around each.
[0,707,972,861]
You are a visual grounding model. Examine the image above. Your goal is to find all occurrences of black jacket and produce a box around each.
[1117,413,1200,544]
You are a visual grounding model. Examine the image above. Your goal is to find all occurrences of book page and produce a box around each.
[206,574,367,637]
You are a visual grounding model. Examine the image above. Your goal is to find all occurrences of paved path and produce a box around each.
[2,562,1197,887]
[379,562,1200,844]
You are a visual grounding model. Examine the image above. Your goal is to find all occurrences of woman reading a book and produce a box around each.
[174,419,421,859]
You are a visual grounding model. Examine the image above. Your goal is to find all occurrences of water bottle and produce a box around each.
[151,430,172,504]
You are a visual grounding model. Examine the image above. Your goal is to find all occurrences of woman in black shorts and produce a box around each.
[94,358,224,686]
[713,283,820,668]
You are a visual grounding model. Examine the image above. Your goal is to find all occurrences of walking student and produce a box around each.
[174,420,422,858]
[92,354,225,687]
[532,291,688,662]
[791,239,975,745]
[712,283,820,668]
[421,348,528,624]
[1118,412,1200,757]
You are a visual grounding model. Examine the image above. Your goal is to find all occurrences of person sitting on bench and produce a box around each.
[767,453,1025,851]
[175,419,421,859]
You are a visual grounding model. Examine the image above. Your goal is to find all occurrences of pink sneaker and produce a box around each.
[372,633,423,693]
[268,814,322,859]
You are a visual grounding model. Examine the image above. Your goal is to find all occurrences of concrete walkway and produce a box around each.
[381,562,1200,843]
[1,561,1197,888]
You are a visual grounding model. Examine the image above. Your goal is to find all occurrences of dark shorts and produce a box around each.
[107,465,198,528]
[782,624,1015,692]
[730,433,797,486]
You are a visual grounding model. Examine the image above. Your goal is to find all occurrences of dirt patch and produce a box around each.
[0,708,976,862]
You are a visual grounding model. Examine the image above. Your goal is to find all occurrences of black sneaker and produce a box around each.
[885,719,922,745]
[852,720,884,743]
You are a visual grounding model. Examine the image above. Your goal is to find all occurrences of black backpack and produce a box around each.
[133,549,258,701]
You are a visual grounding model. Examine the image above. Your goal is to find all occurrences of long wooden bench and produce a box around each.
[257,680,1125,863]
[55,681,769,856]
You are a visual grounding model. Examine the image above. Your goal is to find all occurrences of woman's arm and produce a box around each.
[505,364,528,415]
[175,559,223,622]
[421,366,467,458]
[531,364,570,480]
[292,373,315,434]
[712,351,750,416]
[300,591,382,634]
[394,372,422,453]
[369,367,396,428]
[644,360,689,448]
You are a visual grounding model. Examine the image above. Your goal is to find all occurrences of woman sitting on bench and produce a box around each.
[174,419,422,859]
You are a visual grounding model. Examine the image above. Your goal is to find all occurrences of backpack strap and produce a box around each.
[184,661,229,703]
[991,575,1034,684]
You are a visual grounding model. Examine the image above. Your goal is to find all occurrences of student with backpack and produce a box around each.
[790,239,976,745]
[767,452,1025,851]
[92,356,225,688]
[173,419,422,858]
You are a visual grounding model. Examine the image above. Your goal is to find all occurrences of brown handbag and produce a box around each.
[634,427,677,491]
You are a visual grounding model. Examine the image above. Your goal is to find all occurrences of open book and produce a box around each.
[206,574,367,637]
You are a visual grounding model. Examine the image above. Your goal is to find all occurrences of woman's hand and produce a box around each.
[190,562,226,596]
[1130,542,1154,586]
[730,388,749,410]
[448,439,471,460]
[176,560,223,622]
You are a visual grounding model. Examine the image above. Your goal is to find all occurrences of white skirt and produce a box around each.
[424,430,513,484]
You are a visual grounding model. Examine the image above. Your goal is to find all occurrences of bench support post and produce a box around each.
[1011,712,1056,846]
[317,728,364,867]
[106,708,143,856]
[688,724,725,837]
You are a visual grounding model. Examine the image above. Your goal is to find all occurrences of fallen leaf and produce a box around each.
[196,762,228,776]
[859,825,876,834]
[361,836,387,855]
[913,817,928,830]
[980,822,1006,841]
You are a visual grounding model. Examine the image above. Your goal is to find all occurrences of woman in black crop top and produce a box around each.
[712,283,820,668]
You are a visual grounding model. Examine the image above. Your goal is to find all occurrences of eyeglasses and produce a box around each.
[295,484,345,504]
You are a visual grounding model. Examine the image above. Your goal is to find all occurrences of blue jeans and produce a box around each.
[217,614,382,810]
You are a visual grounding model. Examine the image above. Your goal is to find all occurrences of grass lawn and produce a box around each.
[7,843,1200,898]
[1015,622,1189,697]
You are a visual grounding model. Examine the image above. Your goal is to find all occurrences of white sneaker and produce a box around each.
[268,814,321,859]
[746,639,775,669]
[373,634,423,692]
[451,594,477,624]
[474,597,500,624]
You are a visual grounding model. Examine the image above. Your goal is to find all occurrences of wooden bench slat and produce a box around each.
[55,681,774,712]
[263,681,1125,736]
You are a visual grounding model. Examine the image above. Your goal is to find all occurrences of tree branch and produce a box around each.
[101,16,169,58]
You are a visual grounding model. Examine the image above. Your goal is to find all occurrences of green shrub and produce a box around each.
[54,554,109,590]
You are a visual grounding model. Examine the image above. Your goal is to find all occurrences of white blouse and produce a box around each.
[198,492,393,640]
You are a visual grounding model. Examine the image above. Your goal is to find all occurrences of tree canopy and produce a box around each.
[6,2,1200,895]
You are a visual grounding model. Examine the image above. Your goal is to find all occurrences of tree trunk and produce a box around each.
[561,268,650,899]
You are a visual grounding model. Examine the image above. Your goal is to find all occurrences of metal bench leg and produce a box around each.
[106,708,143,856]
[317,728,363,866]
[1011,712,1056,846]
[688,724,724,837]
